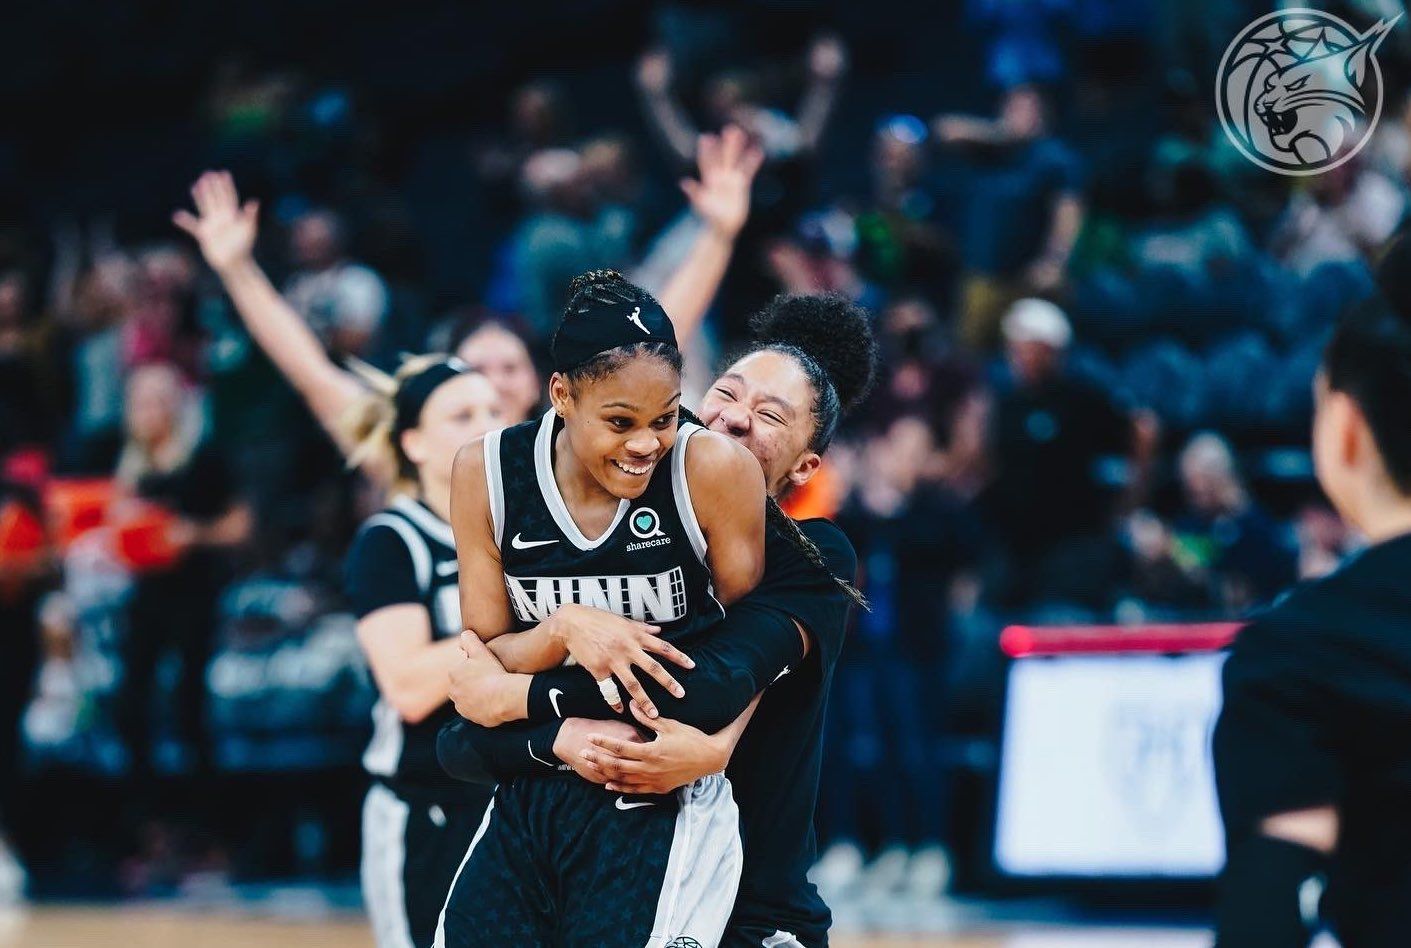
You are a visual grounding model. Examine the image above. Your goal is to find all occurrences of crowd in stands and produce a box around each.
[0,0,1404,909]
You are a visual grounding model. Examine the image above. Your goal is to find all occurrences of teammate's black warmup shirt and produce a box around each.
[439,518,858,945]
[346,495,490,806]
[1215,531,1411,947]
[485,408,726,642]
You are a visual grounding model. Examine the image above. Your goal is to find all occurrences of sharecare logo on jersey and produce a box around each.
[506,566,688,624]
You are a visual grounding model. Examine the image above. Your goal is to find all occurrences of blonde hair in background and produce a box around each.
[115,363,203,489]
[338,353,451,496]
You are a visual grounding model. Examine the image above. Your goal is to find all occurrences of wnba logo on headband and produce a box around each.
[551,277,678,372]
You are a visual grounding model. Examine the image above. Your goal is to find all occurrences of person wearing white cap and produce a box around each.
[1002,297,1071,390]
[987,296,1140,610]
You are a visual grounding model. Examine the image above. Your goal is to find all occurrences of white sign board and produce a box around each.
[994,652,1227,877]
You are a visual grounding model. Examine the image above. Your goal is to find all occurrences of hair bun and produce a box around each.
[749,294,878,412]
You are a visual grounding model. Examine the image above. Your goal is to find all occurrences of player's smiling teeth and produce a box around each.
[612,459,653,476]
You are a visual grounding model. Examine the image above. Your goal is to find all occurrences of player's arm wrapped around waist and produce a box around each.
[437,717,569,786]
[525,600,806,733]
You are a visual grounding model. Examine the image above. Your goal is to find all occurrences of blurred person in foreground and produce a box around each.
[982,298,1141,613]
[1214,250,1411,943]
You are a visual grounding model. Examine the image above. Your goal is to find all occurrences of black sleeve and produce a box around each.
[1214,834,1324,948]
[774,519,857,674]
[526,599,808,733]
[1214,616,1344,841]
[344,523,422,619]
[437,717,569,785]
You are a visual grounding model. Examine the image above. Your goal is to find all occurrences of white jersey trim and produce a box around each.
[670,423,710,566]
[361,783,416,948]
[646,773,743,947]
[533,408,628,551]
[362,698,403,777]
[362,512,433,595]
[391,495,455,548]
[483,427,507,548]
[433,797,498,948]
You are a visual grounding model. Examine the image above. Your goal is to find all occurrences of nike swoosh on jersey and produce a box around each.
[549,688,565,718]
[511,533,559,550]
[615,797,655,810]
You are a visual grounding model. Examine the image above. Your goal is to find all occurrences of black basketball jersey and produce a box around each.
[347,495,482,803]
[483,409,725,642]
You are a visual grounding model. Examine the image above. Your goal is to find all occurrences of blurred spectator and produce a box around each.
[113,364,251,783]
[933,86,1086,349]
[967,0,1074,88]
[506,148,634,337]
[982,299,1134,611]
[283,209,389,359]
[436,309,543,425]
[636,36,848,333]
[822,415,985,900]
[850,117,956,299]
[1296,503,1359,581]
[635,36,846,171]
[0,269,58,454]
[1270,158,1407,278]
[1169,432,1298,613]
[475,81,573,224]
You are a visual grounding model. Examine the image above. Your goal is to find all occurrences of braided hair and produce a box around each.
[554,270,683,387]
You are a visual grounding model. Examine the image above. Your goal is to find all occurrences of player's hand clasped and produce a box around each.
[544,603,694,717]
[450,631,525,727]
[577,701,729,795]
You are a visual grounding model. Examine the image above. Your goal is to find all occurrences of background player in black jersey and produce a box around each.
[339,354,503,948]
[440,294,877,947]
[1214,237,1411,947]
[172,137,760,446]
[437,270,771,948]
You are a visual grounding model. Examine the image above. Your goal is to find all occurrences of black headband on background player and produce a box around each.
[394,357,469,434]
[550,281,678,373]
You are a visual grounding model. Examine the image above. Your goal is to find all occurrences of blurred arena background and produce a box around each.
[0,0,1406,944]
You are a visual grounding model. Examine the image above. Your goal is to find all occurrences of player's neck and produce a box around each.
[552,428,620,522]
[1351,490,1411,545]
[420,479,452,524]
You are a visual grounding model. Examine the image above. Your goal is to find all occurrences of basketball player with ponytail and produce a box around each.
[1214,235,1411,947]
[331,355,508,948]
[439,292,877,947]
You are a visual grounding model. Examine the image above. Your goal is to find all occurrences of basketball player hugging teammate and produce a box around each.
[439,290,876,948]
[437,270,769,948]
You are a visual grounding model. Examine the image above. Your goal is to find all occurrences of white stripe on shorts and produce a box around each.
[432,796,497,948]
[361,783,415,948]
[647,773,744,948]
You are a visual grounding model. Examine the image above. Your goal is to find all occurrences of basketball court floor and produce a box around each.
[0,905,1221,948]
